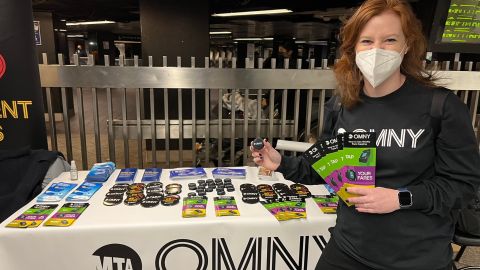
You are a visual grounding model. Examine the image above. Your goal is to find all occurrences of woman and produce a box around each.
[250,0,480,269]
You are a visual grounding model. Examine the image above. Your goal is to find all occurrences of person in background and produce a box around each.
[263,38,298,69]
[251,0,480,269]
[75,44,87,57]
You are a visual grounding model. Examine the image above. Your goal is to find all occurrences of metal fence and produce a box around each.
[39,53,480,170]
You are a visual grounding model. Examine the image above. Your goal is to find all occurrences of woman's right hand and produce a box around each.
[250,139,282,171]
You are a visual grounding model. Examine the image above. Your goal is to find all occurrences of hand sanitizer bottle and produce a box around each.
[70,160,78,181]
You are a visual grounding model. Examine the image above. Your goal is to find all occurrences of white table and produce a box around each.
[0,167,336,270]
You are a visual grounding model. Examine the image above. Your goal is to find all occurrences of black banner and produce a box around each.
[0,0,47,150]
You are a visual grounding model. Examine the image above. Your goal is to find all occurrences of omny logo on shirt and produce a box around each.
[340,128,425,148]
[0,53,6,79]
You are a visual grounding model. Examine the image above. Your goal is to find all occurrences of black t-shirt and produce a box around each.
[277,77,480,269]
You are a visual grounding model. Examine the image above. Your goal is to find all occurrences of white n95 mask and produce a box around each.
[355,47,405,88]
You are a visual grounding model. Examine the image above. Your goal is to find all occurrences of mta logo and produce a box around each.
[93,244,142,270]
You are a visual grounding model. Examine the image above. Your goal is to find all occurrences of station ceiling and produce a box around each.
[32,0,420,41]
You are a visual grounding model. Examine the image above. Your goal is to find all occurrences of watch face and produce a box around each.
[399,190,412,207]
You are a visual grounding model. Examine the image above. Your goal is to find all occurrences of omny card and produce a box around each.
[6,204,58,228]
[37,182,77,202]
[66,182,103,202]
[182,196,207,218]
[214,196,240,216]
[44,203,89,227]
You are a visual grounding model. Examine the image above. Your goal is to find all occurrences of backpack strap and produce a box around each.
[320,95,342,139]
[430,89,449,138]
[331,95,342,125]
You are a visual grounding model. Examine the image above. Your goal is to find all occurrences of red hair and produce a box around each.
[334,0,437,109]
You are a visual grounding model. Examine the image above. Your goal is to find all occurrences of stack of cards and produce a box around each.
[66,182,103,202]
[170,168,207,180]
[303,132,376,206]
[85,162,116,182]
[260,198,307,221]
[6,204,57,228]
[240,183,259,204]
[124,183,146,206]
[37,182,77,202]
[141,168,162,182]
[141,182,163,208]
[103,183,128,206]
[214,196,240,216]
[312,195,339,214]
[44,203,89,227]
[182,196,207,218]
[257,166,276,180]
[286,198,307,219]
[212,168,246,179]
[116,168,138,183]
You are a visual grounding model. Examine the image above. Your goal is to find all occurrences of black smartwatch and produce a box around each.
[398,188,413,209]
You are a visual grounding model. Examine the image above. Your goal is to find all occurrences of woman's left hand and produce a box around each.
[346,187,400,214]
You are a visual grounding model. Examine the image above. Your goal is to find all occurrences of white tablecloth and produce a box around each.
[0,167,336,270]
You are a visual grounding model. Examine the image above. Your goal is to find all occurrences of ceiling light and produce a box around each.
[234,37,274,41]
[67,34,84,38]
[209,31,232,35]
[212,9,292,17]
[114,40,142,44]
[66,20,116,26]
[234,38,262,41]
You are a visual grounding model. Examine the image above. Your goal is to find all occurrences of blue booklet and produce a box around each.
[37,182,78,202]
[116,168,138,183]
[170,168,207,180]
[141,168,162,182]
[85,162,116,182]
[212,168,246,179]
[66,182,103,202]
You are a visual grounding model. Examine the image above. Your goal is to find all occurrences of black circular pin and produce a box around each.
[128,183,145,189]
[112,183,130,188]
[161,195,180,206]
[141,196,161,208]
[252,138,264,150]
[109,187,128,193]
[240,183,256,191]
[146,187,163,193]
[124,194,145,206]
[105,192,125,198]
[242,196,259,204]
[103,197,123,206]
[147,182,163,188]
